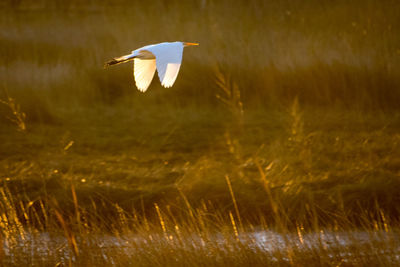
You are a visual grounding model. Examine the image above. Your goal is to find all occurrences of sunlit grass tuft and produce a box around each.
[0,89,26,131]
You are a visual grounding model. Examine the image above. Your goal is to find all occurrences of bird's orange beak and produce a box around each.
[184,42,199,46]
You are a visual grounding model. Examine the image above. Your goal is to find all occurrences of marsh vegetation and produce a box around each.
[1,0,400,265]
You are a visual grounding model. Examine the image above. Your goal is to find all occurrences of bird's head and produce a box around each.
[183,42,199,47]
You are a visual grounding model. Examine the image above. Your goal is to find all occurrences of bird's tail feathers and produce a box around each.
[104,54,135,68]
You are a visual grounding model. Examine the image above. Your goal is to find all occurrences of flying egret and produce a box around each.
[105,41,199,92]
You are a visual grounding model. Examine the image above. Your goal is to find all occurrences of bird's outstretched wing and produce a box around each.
[133,58,156,92]
[148,43,184,88]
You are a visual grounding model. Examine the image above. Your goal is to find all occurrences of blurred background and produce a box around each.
[1,0,399,119]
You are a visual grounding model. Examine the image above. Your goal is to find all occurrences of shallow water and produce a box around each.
[3,229,399,265]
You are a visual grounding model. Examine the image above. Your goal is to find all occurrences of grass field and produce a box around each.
[1,0,400,265]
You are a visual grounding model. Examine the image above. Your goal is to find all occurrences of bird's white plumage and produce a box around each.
[144,42,183,88]
[106,41,197,92]
[133,58,156,92]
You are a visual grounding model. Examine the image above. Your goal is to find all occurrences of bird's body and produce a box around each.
[105,42,198,92]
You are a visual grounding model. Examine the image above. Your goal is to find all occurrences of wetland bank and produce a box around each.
[1,0,400,265]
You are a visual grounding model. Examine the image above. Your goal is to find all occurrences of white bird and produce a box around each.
[105,41,199,92]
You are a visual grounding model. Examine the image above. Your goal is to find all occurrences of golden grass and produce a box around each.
[1,181,400,266]
[1,0,400,265]
[0,89,26,132]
